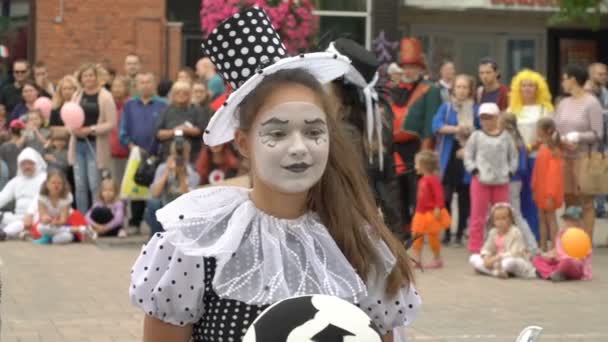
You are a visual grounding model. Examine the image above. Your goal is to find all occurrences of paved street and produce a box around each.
[1,223,607,342]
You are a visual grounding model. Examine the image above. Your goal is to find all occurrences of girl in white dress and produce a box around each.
[130,7,421,342]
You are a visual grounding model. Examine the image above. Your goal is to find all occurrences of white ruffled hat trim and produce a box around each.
[203,52,351,146]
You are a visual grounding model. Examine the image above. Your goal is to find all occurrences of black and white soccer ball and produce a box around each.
[243,295,383,342]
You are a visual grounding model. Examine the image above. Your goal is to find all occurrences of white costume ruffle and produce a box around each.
[130,186,421,334]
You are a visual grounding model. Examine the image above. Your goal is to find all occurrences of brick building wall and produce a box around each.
[35,0,180,82]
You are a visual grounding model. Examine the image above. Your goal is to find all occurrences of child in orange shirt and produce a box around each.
[412,151,451,268]
[532,117,564,251]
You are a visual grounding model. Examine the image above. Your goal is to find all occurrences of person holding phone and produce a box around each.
[144,133,200,237]
[155,81,206,163]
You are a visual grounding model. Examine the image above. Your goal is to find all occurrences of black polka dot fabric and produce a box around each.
[193,258,268,341]
[201,6,287,91]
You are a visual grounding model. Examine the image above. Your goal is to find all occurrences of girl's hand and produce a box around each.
[91,223,101,232]
[23,215,34,227]
[483,257,495,269]
[92,223,106,233]
[41,214,52,224]
[433,207,441,219]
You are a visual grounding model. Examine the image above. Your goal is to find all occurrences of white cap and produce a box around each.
[387,62,403,75]
[478,102,500,116]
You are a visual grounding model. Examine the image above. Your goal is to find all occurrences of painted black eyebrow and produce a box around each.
[304,118,326,125]
[261,118,289,126]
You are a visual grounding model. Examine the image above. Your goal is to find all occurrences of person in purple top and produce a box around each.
[86,177,126,237]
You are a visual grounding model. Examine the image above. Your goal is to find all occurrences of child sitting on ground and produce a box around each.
[34,170,83,244]
[0,148,47,241]
[86,177,126,238]
[469,203,536,278]
[532,207,592,281]
[411,150,451,269]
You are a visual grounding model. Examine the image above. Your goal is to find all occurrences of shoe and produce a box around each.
[78,226,98,242]
[126,226,141,236]
[454,237,464,247]
[424,259,444,269]
[550,272,566,282]
[33,235,53,245]
[0,230,6,241]
[596,211,607,219]
[441,235,451,246]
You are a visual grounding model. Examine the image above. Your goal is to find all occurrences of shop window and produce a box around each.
[0,0,30,84]
[506,39,536,84]
[318,16,366,46]
[314,0,367,12]
[314,0,370,48]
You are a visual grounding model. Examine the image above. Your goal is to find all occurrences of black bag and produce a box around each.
[134,151,158,187]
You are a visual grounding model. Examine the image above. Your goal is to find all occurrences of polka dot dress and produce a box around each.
[192,258,268,342]
[130,234,422,340]
[130,191,422,340]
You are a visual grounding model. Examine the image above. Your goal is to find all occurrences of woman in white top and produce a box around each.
[508,69,554,150]
[507,69,554,246]
[129,7,420,342]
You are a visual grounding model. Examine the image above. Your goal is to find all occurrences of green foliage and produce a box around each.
[551,0,608,30]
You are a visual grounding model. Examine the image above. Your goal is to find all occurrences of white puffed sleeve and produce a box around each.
[129,233,206,326]
[357,237,422,336]
[359,279,421,335]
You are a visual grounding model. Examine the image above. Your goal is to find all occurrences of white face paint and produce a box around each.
[252,102,329,194]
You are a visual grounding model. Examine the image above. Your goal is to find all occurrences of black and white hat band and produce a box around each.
[202,7,288,91]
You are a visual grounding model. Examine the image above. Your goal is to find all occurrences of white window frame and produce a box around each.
[312,0,372,49]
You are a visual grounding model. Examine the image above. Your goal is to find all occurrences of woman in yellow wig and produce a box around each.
[507,69,554,245]
[508,69,554,149]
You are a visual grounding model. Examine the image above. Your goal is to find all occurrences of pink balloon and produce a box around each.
[34,97,53,119]
[60,102,85,129]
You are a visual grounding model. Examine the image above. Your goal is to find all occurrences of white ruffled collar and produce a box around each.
[156,186,375,306]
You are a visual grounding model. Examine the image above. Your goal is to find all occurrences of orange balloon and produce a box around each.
[561,228,592,260]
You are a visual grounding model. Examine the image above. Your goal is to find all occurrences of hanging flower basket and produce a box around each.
[200,0,318,54]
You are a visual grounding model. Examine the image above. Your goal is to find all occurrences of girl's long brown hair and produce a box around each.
[238,68,413,296]
[501,112,525,149]
[537,117,561,151]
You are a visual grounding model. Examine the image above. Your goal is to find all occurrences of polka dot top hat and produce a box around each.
[201,6,351,146]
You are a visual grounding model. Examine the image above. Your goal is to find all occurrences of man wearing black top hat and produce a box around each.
[326,38,406,240]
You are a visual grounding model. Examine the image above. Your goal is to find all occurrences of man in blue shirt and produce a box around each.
[119,72,167,154]
[119,72,167,233]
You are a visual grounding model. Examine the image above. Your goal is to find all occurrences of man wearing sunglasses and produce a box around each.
[0,60,31,117]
